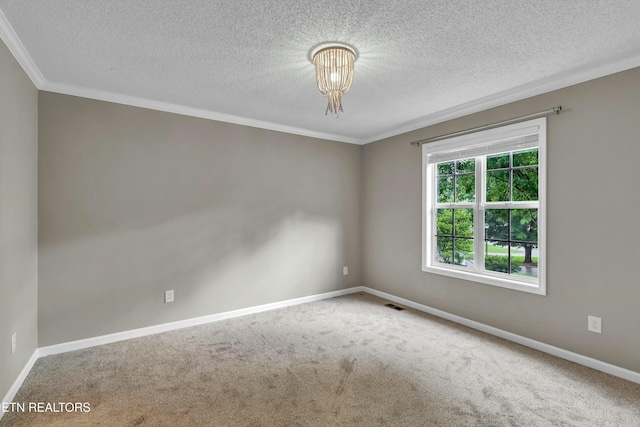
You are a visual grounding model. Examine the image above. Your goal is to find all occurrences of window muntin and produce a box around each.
[435,208,474,267]
[486,149,539,202]
[437,159,475,203]
[422,118,546,295]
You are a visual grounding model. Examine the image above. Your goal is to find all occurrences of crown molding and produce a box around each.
[363,52,640,144]
[0,8,45,87]
[41,53,640,146]
[39,81,363,145]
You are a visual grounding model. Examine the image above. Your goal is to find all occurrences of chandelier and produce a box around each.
[312,43,357,117]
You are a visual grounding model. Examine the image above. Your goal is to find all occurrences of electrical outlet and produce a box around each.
[11,332,16,354]
[343,266,348,276]
[164,290,174,303]
[588,315,602,333]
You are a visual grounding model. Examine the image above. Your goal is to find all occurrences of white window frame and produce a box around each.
[422,118,546,295]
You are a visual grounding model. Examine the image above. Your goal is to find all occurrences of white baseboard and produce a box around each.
[361,286,640,385]
[3,283,638,418]
[39,286,365,357]
[3,287,365,419]
[1,349,39,421]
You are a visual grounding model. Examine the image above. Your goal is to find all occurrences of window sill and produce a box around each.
[423,264,546,295]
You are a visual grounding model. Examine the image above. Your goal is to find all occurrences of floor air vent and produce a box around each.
[384,303,405,311]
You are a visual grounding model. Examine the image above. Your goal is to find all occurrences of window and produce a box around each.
[422,118,546,295]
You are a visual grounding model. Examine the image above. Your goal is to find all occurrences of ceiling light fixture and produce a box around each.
[311,43,357,117]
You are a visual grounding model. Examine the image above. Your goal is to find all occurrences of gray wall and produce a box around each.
[363,66,640,373]
[38,93,362,346]
[0,40,38,399]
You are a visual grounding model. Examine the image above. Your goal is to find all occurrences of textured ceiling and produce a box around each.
[1,1,640,144]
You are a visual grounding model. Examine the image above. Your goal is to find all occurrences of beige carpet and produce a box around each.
[2,293,639,426]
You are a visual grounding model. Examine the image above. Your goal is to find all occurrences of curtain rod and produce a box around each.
[410,106,562,147]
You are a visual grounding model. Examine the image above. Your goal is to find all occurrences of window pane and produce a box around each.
[510,243,538,279]
[436,236,454,264]
[487,153,509,170]
[486,170,510,202]
[484,246,511,274]
[509,243,524,274]
[453,209,474,237]
[437,162,454,175]
[485,240,509,256]
[456,174,475,202]
[456,158,475,173]
[436,209,453,236]
[513,149,538,167]
[511,209,537,243]
[485,209,508,240]
[454,238,474,267]
[437,176,454,203]
[513,167,538,201]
